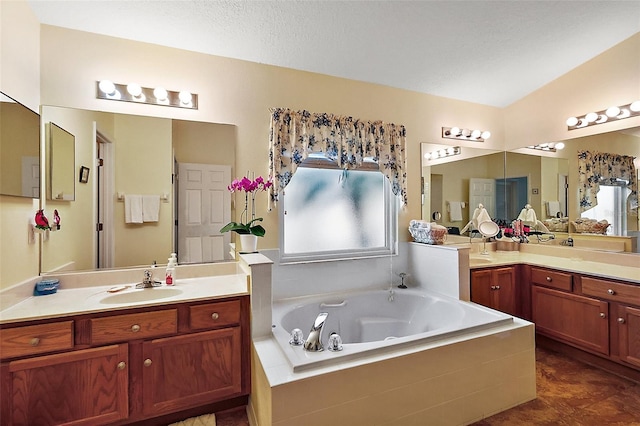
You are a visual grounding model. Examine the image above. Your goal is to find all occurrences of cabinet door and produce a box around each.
[617,305,640,368]
[471,269,494,308]
[1,345,128,426]
[493,267,516,315]
[141,327,242,416]
[532,285,609,355]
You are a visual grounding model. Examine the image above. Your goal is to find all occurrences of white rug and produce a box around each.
[168,413,216,426]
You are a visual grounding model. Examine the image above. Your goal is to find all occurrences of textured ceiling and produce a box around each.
[27,1,640,107]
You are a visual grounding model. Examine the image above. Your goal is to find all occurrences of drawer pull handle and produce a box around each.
[117,361,126,370]
[546,276,552,282]
[144,358,152,367]
[599,313,606,318]
[495,285,500,290]
[618,318,626,324]
[131,324,141,332]
[211,313,220,320]
[607,289,615,295]
[30,337,40,346]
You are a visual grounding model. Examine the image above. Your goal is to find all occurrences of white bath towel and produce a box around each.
[142,195,160,222]
[517,206,538,225]
[546,201,561,218]
[124,194,143,224]
[448,201,463,221]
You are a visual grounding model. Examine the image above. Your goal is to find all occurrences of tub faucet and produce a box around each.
[303,312,328,352]
[398,272,408,289]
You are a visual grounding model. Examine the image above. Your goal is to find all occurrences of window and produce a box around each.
[280,158,397,263]
[581,181,630,235]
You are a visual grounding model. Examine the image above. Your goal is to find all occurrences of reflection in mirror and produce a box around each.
[46,122,75,201]
[509,127,639,253]
[38,106,236,274]
[0,92,40,198]
[420,143,503,233]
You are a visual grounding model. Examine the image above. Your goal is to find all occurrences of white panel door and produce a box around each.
[469,178,496,222]
[178,163,231,263]
[21,156,40,197]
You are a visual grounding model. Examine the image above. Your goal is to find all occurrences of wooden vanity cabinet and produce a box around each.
[1,344,129,426]
[0,295,250,426]
[531,285,609,355]
[528,266,640,377]
[470,266,517,316]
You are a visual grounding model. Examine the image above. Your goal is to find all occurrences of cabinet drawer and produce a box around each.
[189,300,241,330]
[90,309,177,345]
[531,267,573,292]
[0,321,73,359]
[582,277,640,306]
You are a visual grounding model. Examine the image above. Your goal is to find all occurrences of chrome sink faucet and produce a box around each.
[303,312,328,352]
[136,269,162,289]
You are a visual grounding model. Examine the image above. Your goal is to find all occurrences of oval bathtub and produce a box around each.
[272,288,513,371]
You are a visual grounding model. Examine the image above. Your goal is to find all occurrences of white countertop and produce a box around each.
[0,274,249,324]
[469,250,640,284]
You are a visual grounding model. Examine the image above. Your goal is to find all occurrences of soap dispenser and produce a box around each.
[165,257,176,285]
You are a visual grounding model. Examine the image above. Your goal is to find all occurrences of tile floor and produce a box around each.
[215,347,640,425]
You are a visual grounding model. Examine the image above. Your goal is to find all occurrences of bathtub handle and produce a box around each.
[320,301,347,308]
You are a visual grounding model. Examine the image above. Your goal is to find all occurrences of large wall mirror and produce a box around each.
[39,106,236,275]
[421,127,640,253]
[0,92,40,198]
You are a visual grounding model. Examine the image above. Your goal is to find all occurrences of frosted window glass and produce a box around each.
[282,166,391,257]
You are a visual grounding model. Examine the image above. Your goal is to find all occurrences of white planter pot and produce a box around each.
[239,234,258,253]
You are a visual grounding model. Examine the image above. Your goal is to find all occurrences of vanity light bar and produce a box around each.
[96,80,198,110]
[527,142,565,152]
[566,100,640,130]
[424,146,461,161]
[442,127,490,142]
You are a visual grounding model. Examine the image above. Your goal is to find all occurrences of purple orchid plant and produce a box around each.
[220,175,273,236]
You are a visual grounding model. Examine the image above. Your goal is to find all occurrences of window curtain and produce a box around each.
[578,150,638,214]
[268,108,408,210]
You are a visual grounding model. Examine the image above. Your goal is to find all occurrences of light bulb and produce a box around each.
[471,130,481,139]
[576,118,588,128]
[630,101,640,112]
[450,127,461,137]
[461,129,471,137]
[566,117,578,127]
[555,142,565,150]
[605,106,620,117]
[595,114,608,124]
[585,112,598,123]
[439,149,447,157]
[447,147,455,155]
[481,131,491,139]
[617,108,630,119]
[98,80,116,95]
[424,152,431,160]
[153,87,168,101]
[127,83,142,97]
[179,91,192,105]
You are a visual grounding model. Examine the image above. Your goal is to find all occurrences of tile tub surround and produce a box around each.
[250,318,535,426]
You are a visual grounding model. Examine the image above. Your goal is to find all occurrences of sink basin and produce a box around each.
[470,257,494,264]
[99,287,183,304]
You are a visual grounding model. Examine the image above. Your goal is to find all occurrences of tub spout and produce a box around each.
[303,312,328,352]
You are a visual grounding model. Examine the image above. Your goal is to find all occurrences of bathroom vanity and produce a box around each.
[0,273,251,425]
[469,248,640,381]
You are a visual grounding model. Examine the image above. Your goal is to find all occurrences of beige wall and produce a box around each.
[504,33,640,150]
[0,0,40,288]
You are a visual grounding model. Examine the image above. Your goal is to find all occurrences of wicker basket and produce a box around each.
[571,219,609,235]
[409,223,448,245]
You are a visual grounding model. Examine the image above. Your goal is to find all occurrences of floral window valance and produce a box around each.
[578,150,638,214]
[268,108,407,210]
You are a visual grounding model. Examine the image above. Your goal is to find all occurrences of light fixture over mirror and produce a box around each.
[442,126,491,142]
[566,100,640,130]
[96,80,198,109]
